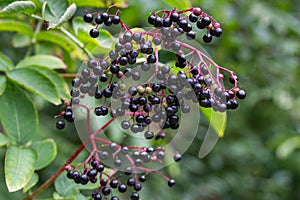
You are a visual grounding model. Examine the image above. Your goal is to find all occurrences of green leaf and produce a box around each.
[5,145,37,192]
[0,83,38,144]
[49,3,77,29]
[97,29,114,49]
[12,33,31,48]
[0,51,14,72]
[37,31,84,59]
[201,107,227,138]
[27,66,70,99]
[276,136,300,159]
[0,132,10,147]
[0,19,34,37]
[55,173,79,196]
[0,76,6,96]
[22,172,39,192]
[68,0,128,8]
[16,55,67,69]
[31,138,57,170]
[7,68,60,105]
[0,1,36,16]
[162,0,191,10]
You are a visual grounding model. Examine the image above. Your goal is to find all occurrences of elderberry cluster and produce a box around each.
[54,5,246,200]
[148,7,222,43]
[55,102,74,130]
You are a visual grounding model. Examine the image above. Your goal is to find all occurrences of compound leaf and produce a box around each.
[12,33,31,48]
[31,138,57,170]
[5,145,37,192]
[7,68,60,105]
[0,1,36,17]
[0,83,38,144]
[49,3,77,29]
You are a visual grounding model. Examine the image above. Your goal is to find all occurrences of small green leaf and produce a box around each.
[0,51,14,72]
[16,55,67,69]
[22,172,39,192]
[7,68,60,105]
[0,76,6,96]
[31,138,57,170]
[5,145,37,192]
[12,33,31,48]
[37,31,84,59]
[0,132,10,147]
[26,66,70,99]
[49,3,77,29]
[0,83,38,144]
[97,29,114,49]
[201,107,226,138]
[68,0,128,8]
[276,136,300,159]
[55,173,79,196]
[0,19,34,37]
[163,0,191,10]
[0,1,36,16]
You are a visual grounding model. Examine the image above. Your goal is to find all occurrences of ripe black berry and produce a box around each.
[90,28,99,38]
[214,27,223,37]
[83,13,93,23]
[186,31,196,40]
[56,120,65,130]
[168,179,176,187]
[101,12,109,22]
[131,192,139,200]
[95,15,103,24]
[189,13,198,22]
[203,33,213,43]
[236,89,246,99]
[102,187,111,196]
[118,184,127,193]
[112,15,120,24]
[170,12,180,22]
[202,16,211,26]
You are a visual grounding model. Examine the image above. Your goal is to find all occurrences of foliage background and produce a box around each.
[0,0,300,199]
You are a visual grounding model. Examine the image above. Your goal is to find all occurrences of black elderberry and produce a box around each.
[196,19,206,29]
[189,13,198,22]
[101,12,109,22]
[141,62,150,71]
[236,89,246,99]
[132,71,141,81]
[104,17,112,26]
[110,64,120,74]
[83,13,93,23]
[133,32,142,42]
[125,166,133,175]
[67,170,74,179]
[110,179,119,188]
[80,174,89,185]
[118,184,127,193]
[157,150,165,159]
[148,15,156,25]
[144,130,154,139]
[170,12,180,22]
[168,179,176,187]
[87,169,98,178]
[147,54,156,63]
[154,17,163,27]
[134,183,142,191]
[186,31,196,40]
[111,196,119,200]
[203,33,213,43]
[56,120,65,130]
[94,193,102,200]
[96,164,105,172]
[95,15,103,24]
[112,15,120,24]
[202,16,211,26]
[102,187,111,196]
[173,153,182,162]
[89,28,99,38]
[139,175,146,182]
[163,17,172,27]
[123,32,133,42]
[72,77,81,87]
[127,178,135,186]
[94,107,102,116]
[131,192,139,200]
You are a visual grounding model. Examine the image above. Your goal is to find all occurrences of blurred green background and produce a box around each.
[0,0,300,199]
